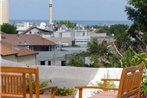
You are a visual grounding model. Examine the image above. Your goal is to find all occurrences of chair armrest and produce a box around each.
[39,86,57,94]
[75,86,118,98]
[101,79,120,91]
[75,86,103,89]
[75,86,118,90]
[101,79,120,81]
[75,79,120,92]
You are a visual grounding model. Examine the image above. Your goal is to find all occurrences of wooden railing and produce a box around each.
[0,66,40,98]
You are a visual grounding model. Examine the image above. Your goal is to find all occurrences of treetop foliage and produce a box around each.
[0,23,17,34]
[55,20,76,28]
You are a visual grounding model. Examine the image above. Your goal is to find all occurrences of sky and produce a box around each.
[10,0,129,21]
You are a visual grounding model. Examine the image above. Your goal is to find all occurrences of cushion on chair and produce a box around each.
[128,94,137,98]
[91,91,117,98]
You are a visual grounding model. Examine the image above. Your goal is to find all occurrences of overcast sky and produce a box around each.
[10,0,129,21]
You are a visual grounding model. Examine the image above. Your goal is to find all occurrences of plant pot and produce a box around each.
[141,93,147,98]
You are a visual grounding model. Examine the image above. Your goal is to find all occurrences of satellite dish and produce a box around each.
[40,22,47,29]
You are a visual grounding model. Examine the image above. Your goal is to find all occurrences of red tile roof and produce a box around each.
[1,33,56,46]
[0,41,38,56]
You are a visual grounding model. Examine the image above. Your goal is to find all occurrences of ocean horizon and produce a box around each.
[10,20,132,26]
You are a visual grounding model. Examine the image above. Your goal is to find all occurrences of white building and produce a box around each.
[38,47,87,66]
[0,0,9,24]
[22,26,54,39]
[74,29,91,46]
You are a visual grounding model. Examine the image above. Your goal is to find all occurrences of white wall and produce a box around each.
[17,55,37,66]
[26,28,39,34]
[2,55,17,62]
[62,32,72,37]
[38,66,122,98]
[91,33,107,37]
[2,54,37,66]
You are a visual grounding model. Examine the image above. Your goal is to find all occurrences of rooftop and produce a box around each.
[23,26,53,34]
[0,41,37,56]
[1,32,56,46]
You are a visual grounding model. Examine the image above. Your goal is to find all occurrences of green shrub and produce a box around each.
[141,68,147,96]
[97,81,116,89]
[129,53,147,96]
[55,87,75,96]
[141,76,147,96]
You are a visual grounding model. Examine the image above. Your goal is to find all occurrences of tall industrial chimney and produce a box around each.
[49,0,53,25]
[0,0,9,24]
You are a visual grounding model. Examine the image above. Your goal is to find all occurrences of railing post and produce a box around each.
[103,80,107,91]
[51,88,56,98]
[29,73,33,98]
[23,73,26,98]
[79,88,83,98]
[35,67,40,98]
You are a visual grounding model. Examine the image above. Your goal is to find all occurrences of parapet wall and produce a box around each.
[39,66,122,87]
[39,66,122,98]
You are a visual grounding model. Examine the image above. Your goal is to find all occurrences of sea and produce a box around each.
[10,20,132,26]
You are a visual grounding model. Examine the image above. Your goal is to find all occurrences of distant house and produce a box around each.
[22,26,54,38]
[16,22,33,34]
[90,28,114,44]
[57,24,69,32]
[91,29,107,37]
[52,26,91,47]
[52,29,75,46]
[50,37,74,46]
[1,33,56,51]
[0,41,38,66]
[74,29,91,46]
[1,32,59,66]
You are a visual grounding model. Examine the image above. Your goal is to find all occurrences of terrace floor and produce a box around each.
[38,95,73,98]
[1,94,73,98]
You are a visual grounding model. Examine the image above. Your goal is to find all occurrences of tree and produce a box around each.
[1,23,17,34]
[67,54,85,67]
[125,0,147,52]
[125,0,147,32]
[87,39,110,67]
[109,24,129,35]
[55,21,76,28]
[109,24,130,52]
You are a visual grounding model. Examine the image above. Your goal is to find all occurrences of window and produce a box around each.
[83,32,85,36]
[61,61,66,66]
[48,61,51,66]
[40,61,45,65]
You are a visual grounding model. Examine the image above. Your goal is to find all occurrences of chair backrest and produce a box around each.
[118,64,144,98]
[0,66,40,98]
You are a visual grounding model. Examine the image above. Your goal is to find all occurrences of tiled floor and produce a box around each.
[28,95,74,98]
[39,95,73,98]
[0,94,74,98]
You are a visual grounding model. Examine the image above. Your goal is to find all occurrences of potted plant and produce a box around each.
[141,75,147,98]
[55,87,75,98]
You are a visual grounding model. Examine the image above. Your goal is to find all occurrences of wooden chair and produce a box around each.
[75,64,144,98]
[0,66,57,98]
